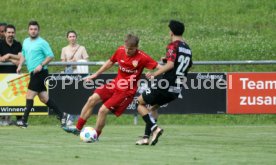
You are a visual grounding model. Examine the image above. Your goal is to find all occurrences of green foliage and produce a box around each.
[1,0,275,72]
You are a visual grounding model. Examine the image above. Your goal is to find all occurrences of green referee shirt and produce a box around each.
[22,37,54,73]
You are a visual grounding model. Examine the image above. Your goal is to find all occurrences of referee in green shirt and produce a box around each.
[17,21,63,128]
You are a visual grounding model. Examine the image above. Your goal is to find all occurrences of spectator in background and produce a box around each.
[0,24,22,126]
[61,30,89,73]
[0,23,7,40]
[60,30,89,127]
[0,24,21,72]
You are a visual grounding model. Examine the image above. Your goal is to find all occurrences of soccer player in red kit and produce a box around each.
[63,34,160,138]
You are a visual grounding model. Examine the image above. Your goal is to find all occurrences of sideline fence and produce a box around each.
[1,60,276,66]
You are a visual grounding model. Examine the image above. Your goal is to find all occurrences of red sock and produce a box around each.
[96,129,102,137]
[76,117,86,130]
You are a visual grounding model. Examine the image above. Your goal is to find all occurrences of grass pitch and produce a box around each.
[1,124,276,165]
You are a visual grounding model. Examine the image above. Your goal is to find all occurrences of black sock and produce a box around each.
[142,114,156,132]
[23,99,33,123]
[46,99,62,120]
[144,123,151,138]
[144,118,158,137]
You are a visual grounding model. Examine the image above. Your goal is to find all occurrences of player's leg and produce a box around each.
[95,92,134,138]
[63,83,113,135]
[142,88,180,145]
[136,105,159,145]
[20,89,38,128]
[81,93,101,120]
[66,114,77,126]
[63,93,102,135]
[143,105,159,136]
[76,93,102,130]
[94,104,110,137]
[38,91,63,121]
[150,105,159,119]
[136,83,156,141]
[137,95,163,145]
[148,105,159,133]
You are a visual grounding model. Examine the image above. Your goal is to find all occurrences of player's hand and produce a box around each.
[145,72,154,79]
[83,74,98,82]
[33,64,43,74]
[17,65,22,74]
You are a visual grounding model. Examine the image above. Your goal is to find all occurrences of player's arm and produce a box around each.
[155,64,163,70]
[94,59,114,76]
[85,59,114,81]
[146,61,174,79]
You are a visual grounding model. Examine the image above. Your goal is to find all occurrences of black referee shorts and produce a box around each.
[142,87,178,106]
[28,69,48,93]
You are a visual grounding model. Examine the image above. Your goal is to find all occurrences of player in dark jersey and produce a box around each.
[136,20,193,145]
[63,34,160,139]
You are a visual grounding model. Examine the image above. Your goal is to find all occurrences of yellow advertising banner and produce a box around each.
[0,73,47,115]
[0,73,45,106]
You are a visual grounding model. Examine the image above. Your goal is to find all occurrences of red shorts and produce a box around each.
[94,83,134,116]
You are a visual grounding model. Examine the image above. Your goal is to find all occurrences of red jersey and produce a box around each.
[110,46,157,95]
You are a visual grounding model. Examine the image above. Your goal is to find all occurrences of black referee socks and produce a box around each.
[22,99,34,123]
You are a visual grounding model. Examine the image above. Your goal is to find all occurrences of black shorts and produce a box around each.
[28,69,48,92]
[142,87,178,106]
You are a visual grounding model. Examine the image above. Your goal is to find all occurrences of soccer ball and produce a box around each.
[80,127,98,143]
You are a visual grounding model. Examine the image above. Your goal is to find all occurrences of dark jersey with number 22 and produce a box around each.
[162,40,192,87]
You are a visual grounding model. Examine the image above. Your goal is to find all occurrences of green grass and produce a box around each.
[1,115,276,165]
[1,0,276,72]
[17,114,276,126]
[1,125,276,165]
